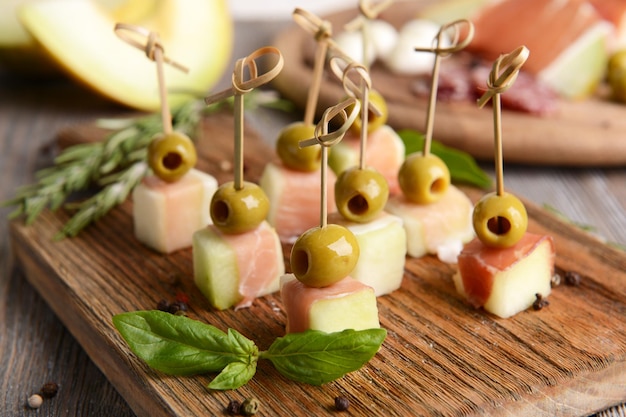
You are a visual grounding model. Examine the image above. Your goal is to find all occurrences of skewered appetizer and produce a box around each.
[327,58,406,296]
[260,9,342,243]
[453,46,555,318]
[385,19,475,263]
[114,24,218,254]
[193,47,285,310]
[133,136,217,254]
[193,181,284,310]
[259,122,337,244]
[280,98,380,333]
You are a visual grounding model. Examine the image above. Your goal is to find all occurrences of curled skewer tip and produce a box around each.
[293,8,333,41]
[204,46,284,105]
[329,57,382,117]
[358,0,394,20]
[114,23,188,73]
[299,97,361,149]
[413,19,474,57]
[477,45,530,108]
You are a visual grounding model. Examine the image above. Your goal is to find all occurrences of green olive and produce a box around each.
[210,181,270,234]
[147,131,197,182]
[472,192,528,248]
[276,122,321,171]
[348,89,388,134]
[335,166,389,223]
[608,50,626,103]
[290,224,360,287]
[398,153,450,204]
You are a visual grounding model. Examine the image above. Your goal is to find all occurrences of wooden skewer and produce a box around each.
[292,9,332,126]
[414,19,474,156]
[477,45,529,196]
[344,0,393,70]
[329,58,377,170]
[300,98,361,227]
[204,47,284,190]
[114,23,189,135]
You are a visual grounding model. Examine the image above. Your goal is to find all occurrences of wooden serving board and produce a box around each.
[272,2,626,166]
[10,112,626,417]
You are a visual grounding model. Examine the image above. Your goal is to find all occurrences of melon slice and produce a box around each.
[328,212,406,296]
[259,161,336,243]
[132,168,217,254]
[328,125,405,195]
[193,220,284,310]
[280,274,380,334]
[453,233,555,319]
[385,184,474,262]
[18,0,232,110]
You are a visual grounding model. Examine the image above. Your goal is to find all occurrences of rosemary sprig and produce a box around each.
[3,90,290,238]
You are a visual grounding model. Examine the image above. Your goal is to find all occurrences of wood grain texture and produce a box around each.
[272,2,626,167]
[9,112,626,417]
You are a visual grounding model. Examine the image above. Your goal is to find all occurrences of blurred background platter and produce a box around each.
[273,1,626,166]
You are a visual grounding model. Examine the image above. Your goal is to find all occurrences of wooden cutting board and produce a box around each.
[9,111,626,417]
[272,2,626,166]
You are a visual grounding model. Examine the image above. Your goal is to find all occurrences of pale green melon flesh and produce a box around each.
[309,290,380,333]
[193,227,241,311]
[329,213,406,296]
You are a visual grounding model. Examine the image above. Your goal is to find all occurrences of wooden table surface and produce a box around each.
[1,19,625,417]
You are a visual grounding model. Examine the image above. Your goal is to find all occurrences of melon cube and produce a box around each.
[280,274,380,334]
[132,168,217,254]
[193,220,284,310]
[328,212,406,296]
[453,233,555,319]
[385,184,474,262]
[259,161,336,243]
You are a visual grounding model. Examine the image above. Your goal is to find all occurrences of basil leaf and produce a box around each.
[260,328,386,386]
[398,129,493,190]
[113,310,257,375]
[207,360,258,390]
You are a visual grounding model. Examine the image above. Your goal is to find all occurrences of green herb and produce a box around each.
[3,90,290,238]
[398,129,493,189]
[113,310,386,390]
[542,204,596,232]
[543,204,626,251]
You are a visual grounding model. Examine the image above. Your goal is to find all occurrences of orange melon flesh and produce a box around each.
[468,0,604,74]
[193,221,284,310]
[454,233,555,319]
[132,168,217,254]
[260,162,337,243]
[280,274,380,334]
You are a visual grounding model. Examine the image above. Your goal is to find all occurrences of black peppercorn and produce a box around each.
[334,396,350,411]
[532,293,549,311]
[241,397,260,415]
[156,299,170,312]
[168,301,188,316]
[564,271,581,286]
[226,399,241,415]
[550,273,562,287]
[40,382,59,398]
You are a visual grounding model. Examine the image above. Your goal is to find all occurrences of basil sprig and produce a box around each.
[398,129,493,190]
[113,310,386,390]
